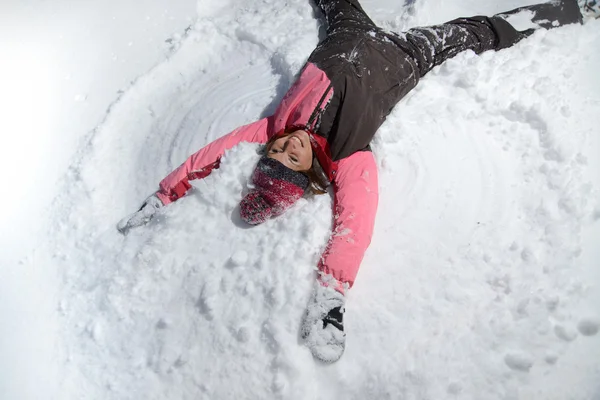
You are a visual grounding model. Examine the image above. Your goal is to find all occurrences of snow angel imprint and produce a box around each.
[118,0,596,363]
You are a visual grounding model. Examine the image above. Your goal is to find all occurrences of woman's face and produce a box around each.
[267,130,313,171]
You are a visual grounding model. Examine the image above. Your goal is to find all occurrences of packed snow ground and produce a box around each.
[0,1,196,397]
[3,0,600,399]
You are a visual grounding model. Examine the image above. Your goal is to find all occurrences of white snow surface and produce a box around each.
[2,0,600,399]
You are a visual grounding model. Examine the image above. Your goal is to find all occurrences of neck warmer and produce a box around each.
[240,156,309,225]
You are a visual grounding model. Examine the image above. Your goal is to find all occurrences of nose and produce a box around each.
[287,136,300,150]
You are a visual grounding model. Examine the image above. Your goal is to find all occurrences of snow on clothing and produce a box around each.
[156,0,583,291]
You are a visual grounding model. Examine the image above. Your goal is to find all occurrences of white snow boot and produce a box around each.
[579,0,600,20]
[301,282,346,363]
[117,194,163,234]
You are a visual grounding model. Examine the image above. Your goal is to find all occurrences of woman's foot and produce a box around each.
[301,283,346,363]
[579,0,600,20]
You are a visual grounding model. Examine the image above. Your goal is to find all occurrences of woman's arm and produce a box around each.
[317,150,379,293]
[157,117,272,204]
[118,117,272,234]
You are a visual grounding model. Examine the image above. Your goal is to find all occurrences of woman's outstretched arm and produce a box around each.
[300,150,378,362]
[317,150,379,292]
[156,117,273,204]
[118,117,272,234]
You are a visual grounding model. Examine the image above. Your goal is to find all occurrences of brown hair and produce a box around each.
[265,134,329,195]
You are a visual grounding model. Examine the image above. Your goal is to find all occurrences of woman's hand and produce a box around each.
[117,194,164,234]
[301,281,347,363]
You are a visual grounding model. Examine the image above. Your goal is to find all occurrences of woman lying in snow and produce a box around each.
[118,0,599,362]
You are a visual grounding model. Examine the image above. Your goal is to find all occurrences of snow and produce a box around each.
[501,10,541,31]
[1,0,599,399]
[0,0,196,397]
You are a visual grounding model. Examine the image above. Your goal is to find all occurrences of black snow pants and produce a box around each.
[307,0,583,161]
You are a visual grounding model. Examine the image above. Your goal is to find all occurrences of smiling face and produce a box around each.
[266,130,313,171]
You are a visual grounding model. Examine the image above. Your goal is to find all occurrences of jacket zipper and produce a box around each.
[307,83,333,130]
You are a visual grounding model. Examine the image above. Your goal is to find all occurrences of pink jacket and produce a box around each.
[156,63,379,292]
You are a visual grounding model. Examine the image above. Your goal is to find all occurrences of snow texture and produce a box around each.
[2,0,600,399]
[501,10,541,31]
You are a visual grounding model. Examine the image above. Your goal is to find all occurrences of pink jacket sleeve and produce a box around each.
[317,151,379,292]
[156,117,272,204]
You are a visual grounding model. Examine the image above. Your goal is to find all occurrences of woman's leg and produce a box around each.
[388,0,583,77]
[314,0,376,34]
[496,0,583,29]
[307,0,378,75]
